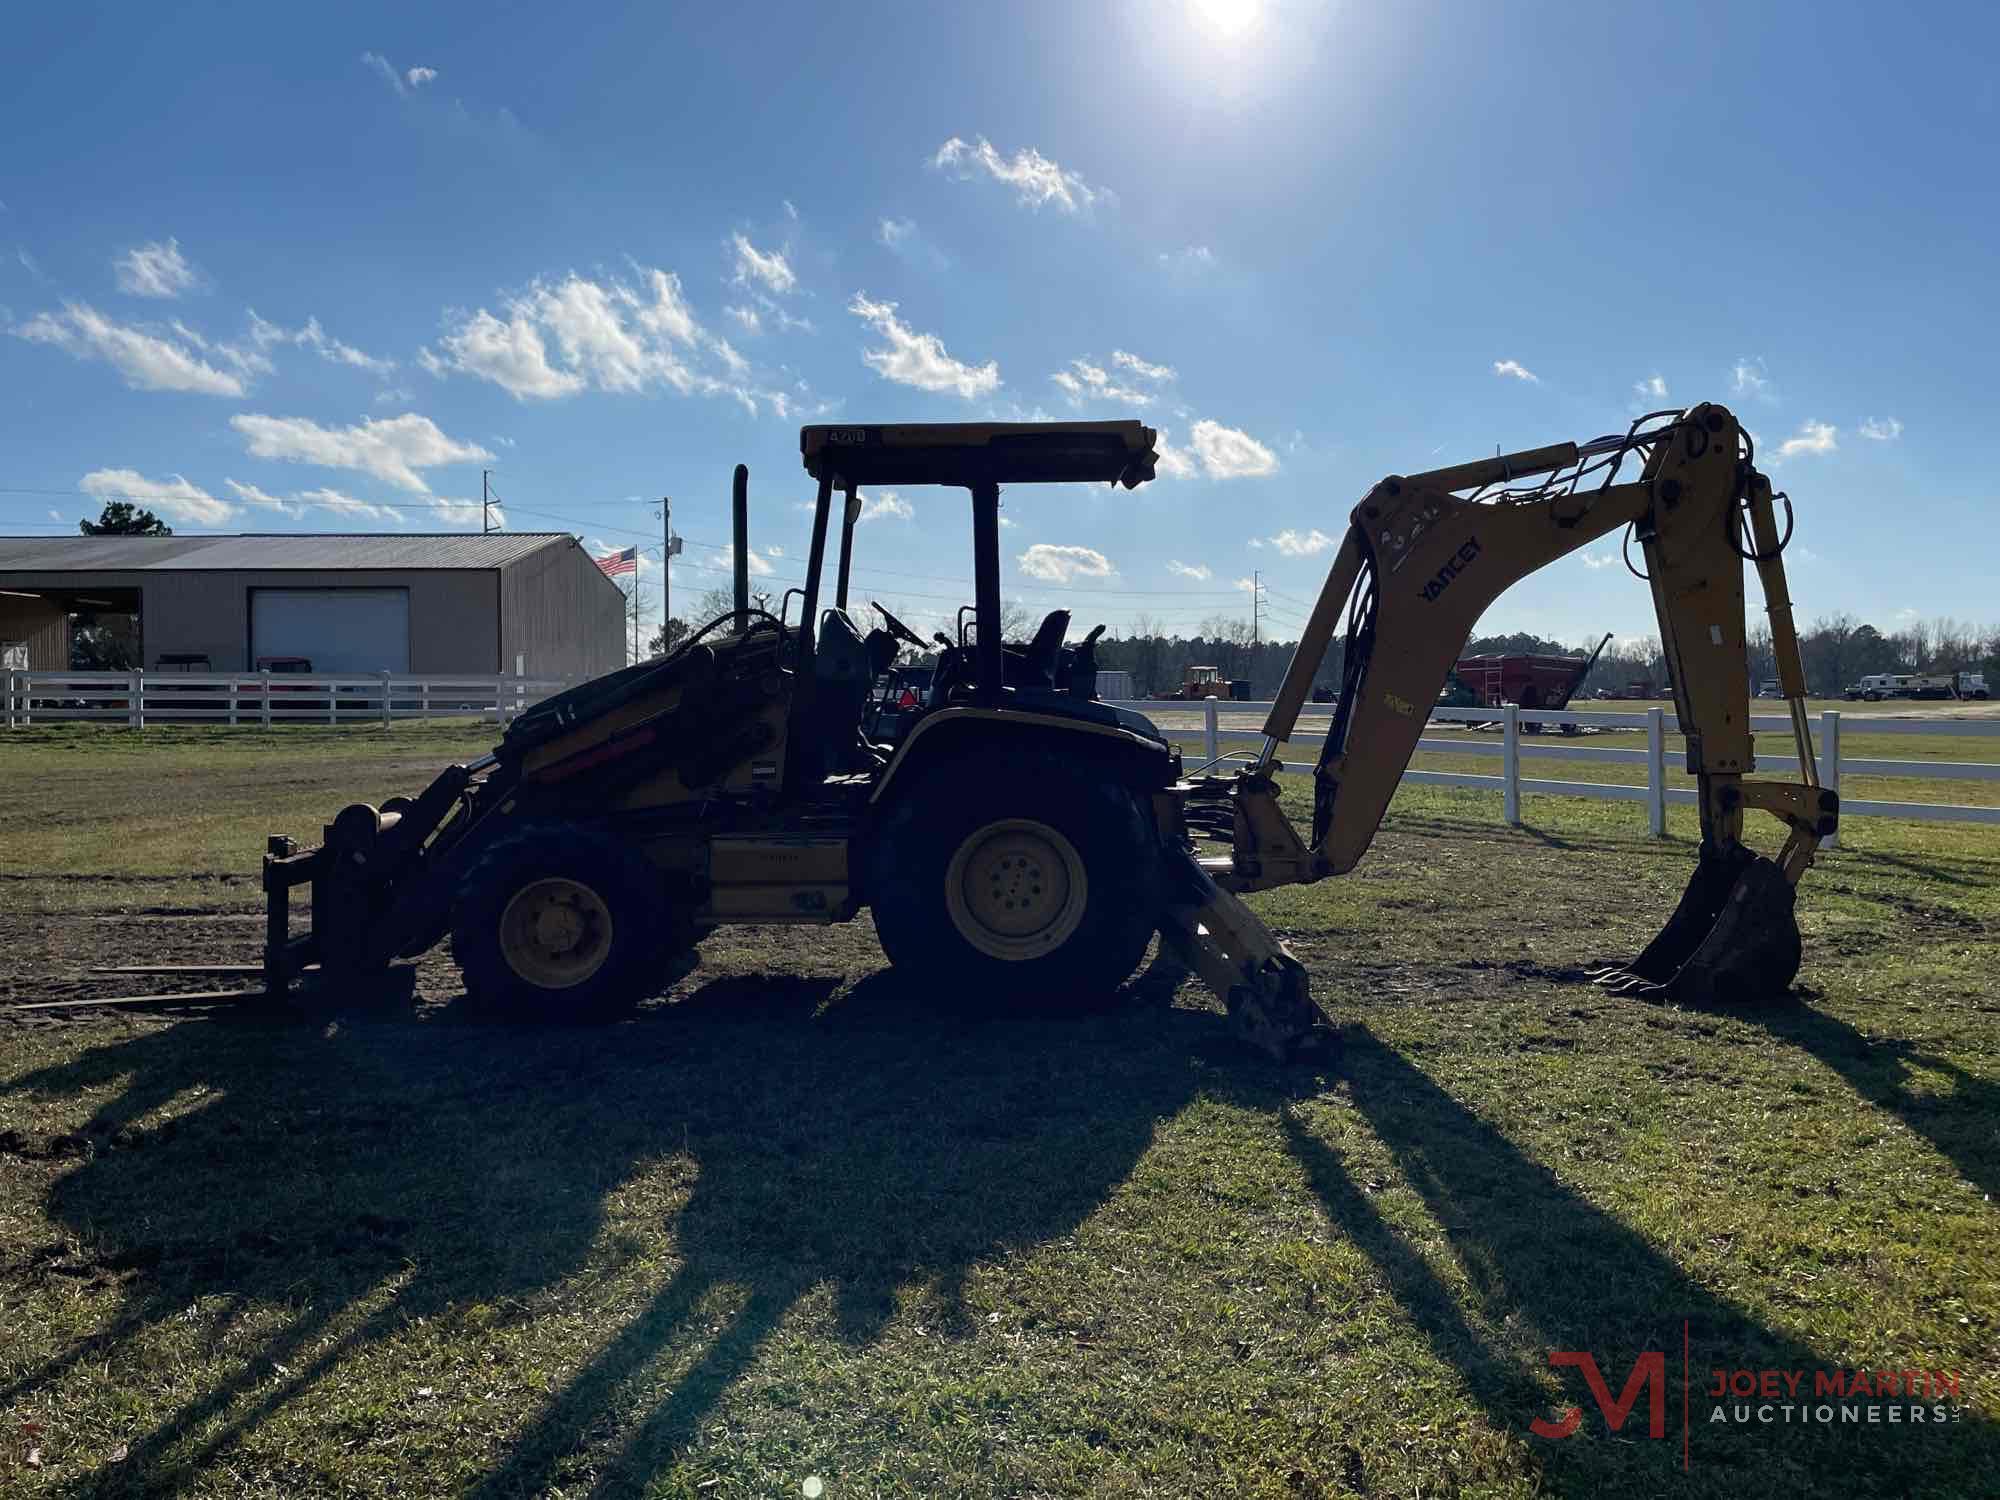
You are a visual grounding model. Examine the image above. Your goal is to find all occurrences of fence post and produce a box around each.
[1502,703,1521,826]
[379,670,393,725]
[260,669,272,729]
[1646,707,1666,838]
[1821,710,1841,851]
[129,668,144,729]
[326,679,337,726]
[420,678,431,720]
[227,675,239,727]
[1203,696,1219,764]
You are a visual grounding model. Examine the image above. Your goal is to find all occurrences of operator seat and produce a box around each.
[1020,608,1071,688]
[809,609,874,775]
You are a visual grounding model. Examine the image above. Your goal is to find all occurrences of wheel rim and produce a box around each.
[944,818,1088,961]
[498,877,615,989]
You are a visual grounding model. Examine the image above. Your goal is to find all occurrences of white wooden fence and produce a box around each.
[1,669,577,727]
[1110,699,2000,841]
[6,674,1993,838]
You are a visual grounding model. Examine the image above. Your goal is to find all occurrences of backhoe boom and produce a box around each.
[1173,404,1835,1049]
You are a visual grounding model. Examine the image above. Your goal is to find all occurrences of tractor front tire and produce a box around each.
[450,825,671,1019]
[867,751,1164,1003]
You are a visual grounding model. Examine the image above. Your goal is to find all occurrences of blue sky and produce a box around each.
[3,0,1994,648]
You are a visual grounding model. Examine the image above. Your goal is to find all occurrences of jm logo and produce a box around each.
[1531,1351,1668,1440]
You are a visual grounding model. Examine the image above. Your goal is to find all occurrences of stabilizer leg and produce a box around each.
[1159,857,1335,1062]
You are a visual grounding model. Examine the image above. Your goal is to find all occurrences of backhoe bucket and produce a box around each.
[1593,845,1802,1004]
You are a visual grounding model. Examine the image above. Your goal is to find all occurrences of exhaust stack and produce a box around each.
[732,463,750,630]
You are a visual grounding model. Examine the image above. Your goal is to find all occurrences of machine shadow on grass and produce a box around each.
[1738,1002,2000,1203]
[6,973,1993,1497]
[1305,1027,1997,1496]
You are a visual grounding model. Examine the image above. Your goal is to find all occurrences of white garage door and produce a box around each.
[250,588,410,674]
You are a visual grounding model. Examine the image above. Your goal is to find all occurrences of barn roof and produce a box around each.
[0,533,579,572]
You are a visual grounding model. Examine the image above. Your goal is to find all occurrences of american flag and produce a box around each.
[595,546,639,578]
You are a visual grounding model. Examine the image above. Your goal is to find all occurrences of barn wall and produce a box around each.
[0,570,500,673]
[498,538,627,680]
[0,595,69,668]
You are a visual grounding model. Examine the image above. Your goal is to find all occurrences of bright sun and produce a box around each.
[1190,0,1262,39]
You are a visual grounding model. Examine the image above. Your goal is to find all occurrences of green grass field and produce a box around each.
[1,723,1996,1497]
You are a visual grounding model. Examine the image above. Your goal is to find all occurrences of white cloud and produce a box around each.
[81,468,234,527]
[114,238,200,299]
[1166,559,1212,581]
[248,310,395,374]
[848,292,999,399]
[1731,357,1771,398]
[1050,357,1150,406]
[15,302,247,395]
[297,486,410,525]
[1016,543,1114,582]
[1579,549,1619,570]
[46,509,61,522]
[362,52,434,97]
[877,217,949,272]
[223,479,306,518]
[1151,427,1196,479]
[1157,245,1214,268]
[361,51,404,93]
[229,412,492,494]
[724,303,761,334]
[432,307,584,399]
[1858,416,1903,441]
[1776,419,1837,459]
[1189,419,1278,478]
[225,479,422,526]
[1634,374,1667,399]
[1111,350,1175,382]
[1492,358,1539,383]
[422,267,793,413]
[1268,527,1334,557]
[718,541,775,576]
[858,491,914,523]
[731,234,796,295]
[1232,576,1258,593]
[932,136,1099,213]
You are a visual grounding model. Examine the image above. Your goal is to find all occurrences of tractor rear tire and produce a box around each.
[867,750,1164,1003]
[450,825,673,1019]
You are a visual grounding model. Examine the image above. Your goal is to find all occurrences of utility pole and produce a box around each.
[482,470,492,534]
[1252,569,1262,651]
[660,496,671,645]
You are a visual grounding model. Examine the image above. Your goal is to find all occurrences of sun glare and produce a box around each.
[1190,0,1262,40]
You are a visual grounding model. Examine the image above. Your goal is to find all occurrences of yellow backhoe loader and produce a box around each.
[242,402,1828,1059]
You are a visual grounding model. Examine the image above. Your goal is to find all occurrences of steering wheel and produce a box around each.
[870,600,927,649]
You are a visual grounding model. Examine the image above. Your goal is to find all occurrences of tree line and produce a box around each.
[643,593,1998,702]
[1088,615,1999,701]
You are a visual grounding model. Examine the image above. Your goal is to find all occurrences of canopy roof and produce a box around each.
[800,421,1157,489]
